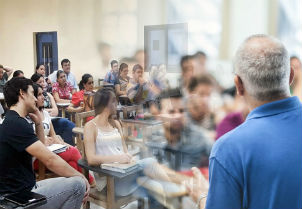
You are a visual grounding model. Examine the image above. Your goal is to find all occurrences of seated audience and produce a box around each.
[0,65,13,93]
[49,59,78,89]
[30,84,94,185]
[12,70,24,78]
[52,70,76,103]
[290,56,302,101]
[84,88,200,200]
[68,73,95,114]
[31,73,76,146]
[0,77,89,208]
[114,63,130,97]
[104,59,119,85]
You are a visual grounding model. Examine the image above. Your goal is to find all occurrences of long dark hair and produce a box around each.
[94,87,122,133]
[32,83,43,110]
[79,74,93,90]
[31,73,43,83]
[94,88,116,116]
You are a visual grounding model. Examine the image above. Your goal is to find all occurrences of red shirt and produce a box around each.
[52,82,73,99]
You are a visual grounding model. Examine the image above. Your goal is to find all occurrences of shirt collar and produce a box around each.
[246,96,302,120]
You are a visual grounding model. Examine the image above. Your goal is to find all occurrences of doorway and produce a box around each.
[35,32,58,76]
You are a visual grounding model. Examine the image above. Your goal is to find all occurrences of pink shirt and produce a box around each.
[52,82,73,99]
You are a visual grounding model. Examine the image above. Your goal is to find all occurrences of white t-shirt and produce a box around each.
[27,110,52,137]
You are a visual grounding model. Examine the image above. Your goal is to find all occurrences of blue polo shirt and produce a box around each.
[206,97,302,209]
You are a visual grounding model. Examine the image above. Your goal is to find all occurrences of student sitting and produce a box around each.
[31,73,75,146]
[0,77,89,209]
[13,70,24,78]
[30,84,95,185]
[104,60,119,85]
[52,70,76,103]
[127,64,155,106]
[115,63,130,97]
[67,74,95,114]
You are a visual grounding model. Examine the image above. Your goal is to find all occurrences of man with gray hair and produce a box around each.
[187,34,302,209]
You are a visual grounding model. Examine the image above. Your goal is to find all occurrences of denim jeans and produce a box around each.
[32,176,85,209]
[51,118,75,146]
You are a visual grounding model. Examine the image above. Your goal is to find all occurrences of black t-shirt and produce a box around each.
[0,110,38,195]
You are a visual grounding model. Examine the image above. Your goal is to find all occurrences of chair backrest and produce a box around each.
[75,110,95,127]
[74,110,95,158]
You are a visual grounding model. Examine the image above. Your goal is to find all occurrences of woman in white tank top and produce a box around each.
[84,88,195,197]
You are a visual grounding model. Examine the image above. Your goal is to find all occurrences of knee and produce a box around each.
[70,176,86,196]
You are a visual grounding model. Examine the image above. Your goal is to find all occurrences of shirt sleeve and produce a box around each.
[3,73,8,80]
[205,157,242,209]
[6,118,38,152]
[52,82,59,93]
[72,74,78,89]
[104,72,110,83]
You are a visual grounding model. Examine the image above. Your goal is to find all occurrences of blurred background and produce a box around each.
[0,0,301,88]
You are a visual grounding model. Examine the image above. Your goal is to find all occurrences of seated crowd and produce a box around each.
[0,34,301,209]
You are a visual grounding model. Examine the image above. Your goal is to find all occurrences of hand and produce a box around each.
[79,175,90,204]
[46,109,56,117]
[185,167,209,203]
[138,77,145,85]
[28,108,42,125]
[118,153,133,164]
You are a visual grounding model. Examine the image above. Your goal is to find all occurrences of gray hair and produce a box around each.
[234,34,290,101]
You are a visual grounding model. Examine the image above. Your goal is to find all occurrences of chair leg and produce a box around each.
[138,198,144,209]
[84,201,90,209]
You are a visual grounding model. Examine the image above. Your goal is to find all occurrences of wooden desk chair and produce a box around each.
[73,110,144,209]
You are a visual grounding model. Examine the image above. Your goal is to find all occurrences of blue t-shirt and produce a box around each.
[206,97,302,209]
[104,71,118,85]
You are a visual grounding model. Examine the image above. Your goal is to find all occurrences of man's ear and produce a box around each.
[289,66,295,85]
[19,89,26,99]
[234,75,244,96]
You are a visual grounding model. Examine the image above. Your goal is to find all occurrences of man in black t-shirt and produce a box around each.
[0,77,90,209]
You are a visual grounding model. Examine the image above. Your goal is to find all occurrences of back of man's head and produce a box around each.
[4,77,33,108]
[234,34,290,101]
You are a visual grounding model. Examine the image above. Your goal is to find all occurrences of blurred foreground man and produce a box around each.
[189,34,302,209]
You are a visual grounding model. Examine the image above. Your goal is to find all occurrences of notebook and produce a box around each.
[101,162,139,173]
[47,144,67,154]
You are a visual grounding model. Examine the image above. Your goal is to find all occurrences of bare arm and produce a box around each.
[84,121,132,166]
[3,67,13,78]
[53,92,71,103]
[67,103,84,113]
[115,84,127,96]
